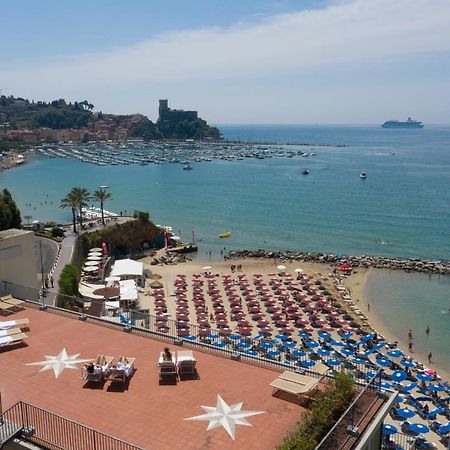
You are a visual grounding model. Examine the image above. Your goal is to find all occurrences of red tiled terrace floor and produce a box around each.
[1,307,305,449]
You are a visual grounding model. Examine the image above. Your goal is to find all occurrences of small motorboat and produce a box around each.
[360,172,367,179]
[302,169,309,175]
[183,164,193,171]
[218,231,231,239]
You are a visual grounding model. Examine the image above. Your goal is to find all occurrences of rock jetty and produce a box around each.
[228,249,450,275]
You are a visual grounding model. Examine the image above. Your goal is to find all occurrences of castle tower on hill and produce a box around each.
[158,99,198,124]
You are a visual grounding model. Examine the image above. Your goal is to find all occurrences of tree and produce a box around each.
[60,190,79,233]
[93,188,112,226]
[0,189,21,230]
[71,187,91,230]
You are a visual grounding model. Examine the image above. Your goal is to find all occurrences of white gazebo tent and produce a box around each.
[119,279,138,305]
[110,259,144,286]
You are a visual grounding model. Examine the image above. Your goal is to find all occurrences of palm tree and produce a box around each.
[60,191,78,233]
[93,188,112,226]
[72,187,91,230]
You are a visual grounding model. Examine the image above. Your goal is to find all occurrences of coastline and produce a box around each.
[141,255,449,383]
[344,267,450,382]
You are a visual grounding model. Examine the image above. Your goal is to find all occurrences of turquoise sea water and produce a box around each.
[1,124,449,371]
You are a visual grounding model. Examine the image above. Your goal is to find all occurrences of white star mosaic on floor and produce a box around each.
[27,348,93,379]
[185,394,265,440]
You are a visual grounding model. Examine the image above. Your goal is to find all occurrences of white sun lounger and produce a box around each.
[0,332,28,347]
[0,318,30,330]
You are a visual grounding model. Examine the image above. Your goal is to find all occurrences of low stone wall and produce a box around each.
[228,249,450,275]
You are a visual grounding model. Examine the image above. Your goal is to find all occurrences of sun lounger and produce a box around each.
[82,355,113,382]
[108,356,135,382]
[177,350,197,377]
[0,327,22,337]
[0,318,29,331]
[159,360,177,381]
[0,332,28,347]
[1,295,25,309]
[0,301,15,315]
[271,371,320,397]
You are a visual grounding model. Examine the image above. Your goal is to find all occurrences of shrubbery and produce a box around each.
[51,227,65,238]
[57,264,79,308]
[279,372,354,450]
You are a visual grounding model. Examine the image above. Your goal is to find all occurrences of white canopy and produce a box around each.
[119,279,138,301]
[111,259,143,277]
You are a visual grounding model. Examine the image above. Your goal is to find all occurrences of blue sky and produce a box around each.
[1,0,450,123]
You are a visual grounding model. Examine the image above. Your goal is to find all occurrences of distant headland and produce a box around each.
[0,95,222,151]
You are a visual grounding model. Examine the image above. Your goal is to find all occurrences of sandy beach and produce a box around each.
[137,254,449,385]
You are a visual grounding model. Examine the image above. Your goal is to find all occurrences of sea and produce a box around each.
[1,124,449,371]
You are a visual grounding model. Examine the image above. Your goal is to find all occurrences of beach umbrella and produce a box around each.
[283,341,296,349]
[416,372,432,382]
[382,424,398,435]
[261,341,274,349]
[237,342,251,349]
[297,332,311,338]
[429,383,445,392]
[326,358,341,366]
[376,358,391,367]
[319,331,331,340]
[292,349,306,357]
[84,260,100,266]
[361,333,376,342]
[245,350,258,357]
[90,247,102,252]
[183,335,197,341]
[330,339,344,347]
[341,348,354,356]
[300,360,316,367]
[387,349,403,358]
[352,357,366,364]
[317,348,331,356]
[305,340,319,348]
[207,333,220,340]
[396,408,415,419]
[277,265,286,271]
[275,334,290,341]
[341,332,353,339]
[213,341,227,348]
[438,423,450,434]
[373,342,387,350]
[400,359,416,368]
[229,334,241,340]
[82,266,98,272]
[401,382,418,392]
[267,350,281,357]
[391,370,407,382]
[408,423,429,434]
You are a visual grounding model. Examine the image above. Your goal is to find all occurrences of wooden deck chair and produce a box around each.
[0,327,22,337]
[0,318,30,331]
[159,361,177,381]
[109,356,136,382]
[0,332,28,347]
[177,350,197,378]
[0,301,15,316]
[2,296,25,309]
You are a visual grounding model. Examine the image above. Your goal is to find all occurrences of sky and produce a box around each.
[1,0,450,124]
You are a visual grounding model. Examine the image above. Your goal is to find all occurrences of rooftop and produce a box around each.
[1,306,303,449]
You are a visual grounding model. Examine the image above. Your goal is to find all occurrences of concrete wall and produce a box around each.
[0,229,39,288]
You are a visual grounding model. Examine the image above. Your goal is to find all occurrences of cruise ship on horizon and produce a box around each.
[381,117,424,128]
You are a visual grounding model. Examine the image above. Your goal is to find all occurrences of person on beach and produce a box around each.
[367,303,371,312]
[162,347,173,362]
[428,352,432,363]
[408,342,413,352]
[425,325,430,335]
[408,329,413,341]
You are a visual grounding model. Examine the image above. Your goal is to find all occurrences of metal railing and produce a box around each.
[1,280,381,383]
[0,401,144,450]
[315,371,385,449]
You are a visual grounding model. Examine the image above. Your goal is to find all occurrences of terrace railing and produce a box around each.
[1,280,381,383]
[0,401,144,450]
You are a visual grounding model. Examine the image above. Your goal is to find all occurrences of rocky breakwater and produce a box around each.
[228,249,450,275]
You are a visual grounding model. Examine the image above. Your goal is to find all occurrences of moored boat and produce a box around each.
[218,231,231,239]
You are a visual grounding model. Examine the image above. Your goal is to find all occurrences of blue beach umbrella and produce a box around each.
[341,332,353,340]
[396,394,405,403]
[416,372,432,382]
[306,340,319,348]
[364,349,375,357]
[352,357,366,364]
[429,383,445,392]
[376,358,391,367]
[396,408,416,419]
[317,348,331,356]
[267,350,281,357]
[366,371,377,379]
[381,382,392,389]
[400,359,416,368]
[184,335,197,341]
[391,370,408,382]
[253,333,264,340]
[237,342,251,349]
[401,382,418,392]
[300,360,316,367]
[213,341,227,348]
[229,334,241,340]
[326,358,341,366]
[408,423,429,434]
[341,348,354,356]
[261,341,274,349]
[275,334,290,341]
[387,349,403,358]
[319,331,331,340]
[382,424,398,435]
[373,342,387,350]
[297,332,311,338]
[330,339,344,347]
[439,423,450,434]
[208,333,220,340]
[245,350,258,356]
[283,341,297,349]
[361,333,376,342]
[292,349,306,357]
